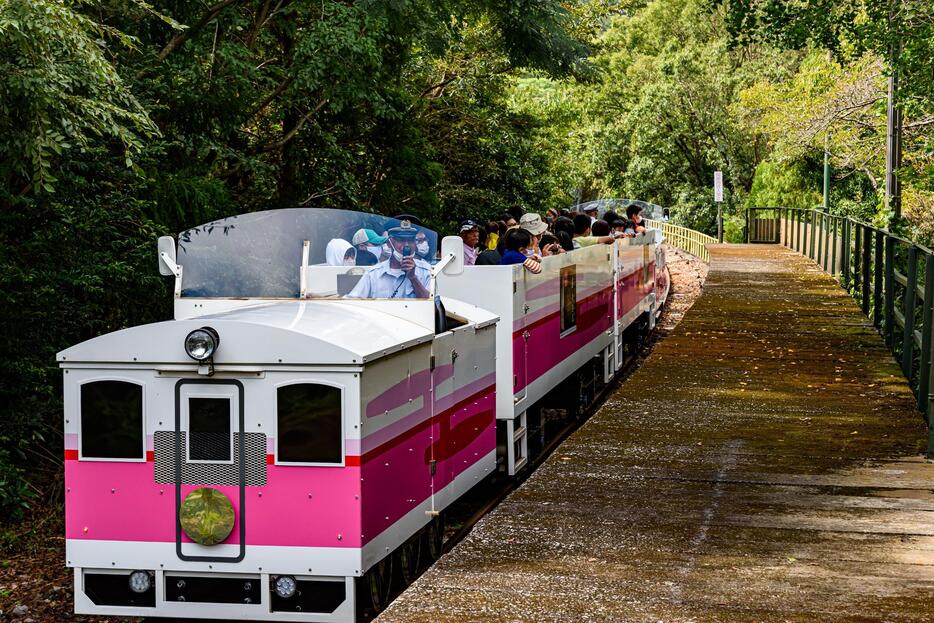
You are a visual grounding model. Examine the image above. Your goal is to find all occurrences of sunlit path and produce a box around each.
[379,245,933,622]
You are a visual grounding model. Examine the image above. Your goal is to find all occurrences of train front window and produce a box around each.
[188,397,232,462]
[80,380,144,460]
[276,383,342,465]
[177,208,438,299]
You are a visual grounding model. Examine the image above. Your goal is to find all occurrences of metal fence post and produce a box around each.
[853,223,863,306]
[902,246,918,376]
[796,210,802,253]
[830,217,837,277]
[919,254,934,414]
[861,226,871,315]
[814,212,824,268]
[809,211,817,259]
[872,231,891,330]
[884,236,895,347]
[842,219,851,290]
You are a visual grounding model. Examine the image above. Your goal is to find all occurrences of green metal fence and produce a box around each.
[644,219,716,262]
[755,207,934,459]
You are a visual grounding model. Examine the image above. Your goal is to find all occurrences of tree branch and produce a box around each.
[157,0,242,62]
[254,98,328,153]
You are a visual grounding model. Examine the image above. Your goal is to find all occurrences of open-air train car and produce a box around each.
[58,208,667,622]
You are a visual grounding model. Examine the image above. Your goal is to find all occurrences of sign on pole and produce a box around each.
[714,171,724,243]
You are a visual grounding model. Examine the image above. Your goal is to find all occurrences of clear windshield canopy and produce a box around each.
[178,208,438,299]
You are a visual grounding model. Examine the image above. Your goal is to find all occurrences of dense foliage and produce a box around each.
[2,0,932,519]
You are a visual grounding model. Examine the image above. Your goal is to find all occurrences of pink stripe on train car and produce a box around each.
[65,382,496,549]
[513,267,655,393]
[360,384,495,541]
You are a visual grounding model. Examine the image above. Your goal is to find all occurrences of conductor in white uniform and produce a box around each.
[346,220,431,299]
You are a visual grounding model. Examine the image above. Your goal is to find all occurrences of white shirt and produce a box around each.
[346,259,432,299]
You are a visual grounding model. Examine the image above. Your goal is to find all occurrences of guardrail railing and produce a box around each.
[644,219,717,262]
[762,207,934,459]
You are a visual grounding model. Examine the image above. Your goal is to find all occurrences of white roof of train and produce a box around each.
[58,300,436,366]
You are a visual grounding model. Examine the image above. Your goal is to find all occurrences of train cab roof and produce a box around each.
[57,299,437,366]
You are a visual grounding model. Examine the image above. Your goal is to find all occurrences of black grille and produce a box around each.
[84,572,155,607]
[189,431,231,461]
[166,575,261,605]
[153,431,267,486]
[270,578,346,614]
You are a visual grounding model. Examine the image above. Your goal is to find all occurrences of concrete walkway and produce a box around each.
[379,245,934,622]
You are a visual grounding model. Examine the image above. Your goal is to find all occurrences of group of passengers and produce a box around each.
[330,204,649,298]
[457,203,649,273]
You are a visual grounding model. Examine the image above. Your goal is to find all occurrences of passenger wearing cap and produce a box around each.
[583,204,599,225]
[519,213,561,257]
[352,228,389,265]
[346,221,431,299]
[459,219,481,266]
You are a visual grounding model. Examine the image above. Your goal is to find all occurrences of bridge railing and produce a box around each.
[768,207,934,456]
[644,219,716,262]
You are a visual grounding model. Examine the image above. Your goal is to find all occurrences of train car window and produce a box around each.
[80,381,144,459]
[276,384,342,464]
[560,265,577,335]
[188,397,232,462]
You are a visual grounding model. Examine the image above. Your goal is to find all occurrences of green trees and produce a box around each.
[0,0,593,520]
[723,0,934,235]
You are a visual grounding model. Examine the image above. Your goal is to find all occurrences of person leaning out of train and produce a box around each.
[475,224,502,265]
[519,212,561,257]
[458,218,481,266]
[499,228,542,274]
[626,205,647,234]
[572,213,615,248]
[346,220,431,299]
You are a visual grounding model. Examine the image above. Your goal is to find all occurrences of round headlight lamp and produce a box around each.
[185,327,219,361]
[128,570,152,594]
[274,575,297,599]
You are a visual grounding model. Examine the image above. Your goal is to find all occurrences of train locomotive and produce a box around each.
[58,208,668,621]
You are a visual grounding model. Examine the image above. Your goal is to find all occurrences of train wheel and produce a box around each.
[396,534,422,586]
[424,514,445,561]
[365,556,393,613]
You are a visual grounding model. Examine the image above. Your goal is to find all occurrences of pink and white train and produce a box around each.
[58,208,668,621]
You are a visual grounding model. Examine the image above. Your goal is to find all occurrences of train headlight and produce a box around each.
[185,327,219,361]
[128,570,152,594]
[274,575,297,599]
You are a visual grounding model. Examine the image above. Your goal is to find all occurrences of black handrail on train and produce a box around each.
[746,207,934,460]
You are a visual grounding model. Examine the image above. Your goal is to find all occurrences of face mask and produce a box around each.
[417,241,429,256]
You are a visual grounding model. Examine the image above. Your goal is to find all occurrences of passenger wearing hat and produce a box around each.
[459,218,481,266]
[346,220,431,299]
[520,213,561,257]
[583,204,599,225]
[352,228,389,264]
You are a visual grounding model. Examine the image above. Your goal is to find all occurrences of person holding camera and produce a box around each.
[519,213,562,257]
